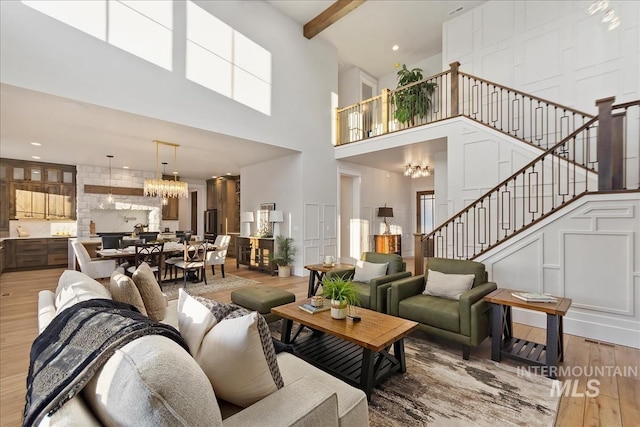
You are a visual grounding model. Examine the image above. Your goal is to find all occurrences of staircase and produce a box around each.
[334,63,639,273]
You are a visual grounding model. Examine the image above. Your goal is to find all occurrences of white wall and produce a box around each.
[443,0,640,114]
[338,65,378,108]
[477,192,640,348]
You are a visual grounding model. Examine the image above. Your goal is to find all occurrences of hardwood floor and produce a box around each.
[1,259,637,426]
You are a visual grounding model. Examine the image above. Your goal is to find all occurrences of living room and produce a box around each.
[1,0,639,425]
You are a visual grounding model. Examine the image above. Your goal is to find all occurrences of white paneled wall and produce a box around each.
[477,192,640,348]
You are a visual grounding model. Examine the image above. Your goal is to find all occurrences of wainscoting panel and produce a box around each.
[304,245,320,266]
[304,203,320,240]
[489,234,544,293]
[323,204,337,239]
[463,140,499,190]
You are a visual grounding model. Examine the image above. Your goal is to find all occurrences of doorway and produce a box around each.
[417,191,435,234]
[190,191,198,234]
[339,170,361,264]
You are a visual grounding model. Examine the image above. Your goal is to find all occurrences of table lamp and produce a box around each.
[241,211,254,237]
[377,205,393,235]
[269,210,284,237]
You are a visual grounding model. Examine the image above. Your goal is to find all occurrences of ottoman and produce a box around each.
[231,286,296,323]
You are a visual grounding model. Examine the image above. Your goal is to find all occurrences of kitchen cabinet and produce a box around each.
[206,177,240,234]
[236,237,275,275]
[3,237,69,271]
[374,234,402,256]
[0,158,76,230]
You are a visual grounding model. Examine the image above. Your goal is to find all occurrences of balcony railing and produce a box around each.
[336,62,595,163]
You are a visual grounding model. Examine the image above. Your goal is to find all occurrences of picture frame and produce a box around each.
[256,203,276,237]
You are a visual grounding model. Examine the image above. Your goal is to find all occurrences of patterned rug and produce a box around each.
[270,325,559,426]
[161,274,259,300]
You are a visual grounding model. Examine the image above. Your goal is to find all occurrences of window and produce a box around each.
[417,191,435,234]
[186,1,271,115]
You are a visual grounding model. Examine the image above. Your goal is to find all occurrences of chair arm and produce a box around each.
[387,275,425,316]
[459,282,498,312]
[370,271,412,312]
[223,377,339,427]
[325,269,355,280]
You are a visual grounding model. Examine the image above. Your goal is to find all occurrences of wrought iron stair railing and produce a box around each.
[414,99,639,271]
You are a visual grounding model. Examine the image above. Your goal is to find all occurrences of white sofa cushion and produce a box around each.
[423,269,475,300]
[83,335,222,427]
[132,262,167,321]
[177,290,284,407]
[109,271,147,316]
[353,260,388,284]
[54,270,111,315]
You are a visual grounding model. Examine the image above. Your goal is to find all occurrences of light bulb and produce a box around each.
[608,16,620,30]
[602,9,615,22]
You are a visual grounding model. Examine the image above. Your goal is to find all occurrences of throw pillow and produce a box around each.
[352,260,388,284]
[177,290,284,407]
[132,262,167,322]
[55,270,112,315]
[109,271,147,316]
[423,269,475,300]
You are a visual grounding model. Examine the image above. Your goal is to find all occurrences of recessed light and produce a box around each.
[123,166,129,169]
[392,45,399,51]
[226,172,232,175]
[32,156,41,159]
[212,176,217,179]
[30,142,41,146]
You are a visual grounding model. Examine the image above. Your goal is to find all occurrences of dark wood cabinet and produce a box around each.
[206,177,240,234]
[15,238,48,268]
[374,234,402,256]
[236,237,275,275]
[2,237,69,271]
[47,238,69,266]
[0,158,76,231]
[3,239,16,269]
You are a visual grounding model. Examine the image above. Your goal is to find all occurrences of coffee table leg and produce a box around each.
[361,348,375,400]
[546,313,559,379]
[281,319,293,344]
[394,339,407,373]
[491,303,503,362]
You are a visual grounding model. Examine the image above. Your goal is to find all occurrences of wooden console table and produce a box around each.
[484,288,572,379]
[374,234,401,255]
[236,237,276,275]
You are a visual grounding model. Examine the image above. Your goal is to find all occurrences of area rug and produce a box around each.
[270,325,559,426]
[161,274,259,300]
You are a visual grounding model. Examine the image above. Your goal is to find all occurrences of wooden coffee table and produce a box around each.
[271,300,418,399]
[484,288,572,379]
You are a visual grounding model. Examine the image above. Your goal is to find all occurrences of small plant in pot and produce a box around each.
[271,236,297,278]
[322,275,359,320]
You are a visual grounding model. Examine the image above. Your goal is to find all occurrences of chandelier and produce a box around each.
[404,164,432,179]
[588,0,620,30]
[144,140,189,199]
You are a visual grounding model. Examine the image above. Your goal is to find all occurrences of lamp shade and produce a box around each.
[240,211,255,223]
[269,210,284,223]
[377,207,394,218]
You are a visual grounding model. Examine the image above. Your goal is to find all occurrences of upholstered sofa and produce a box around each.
[34,270,368,426]
[387,258,497,359]
[327,252,411,312]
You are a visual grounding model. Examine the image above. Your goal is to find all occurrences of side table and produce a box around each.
[304,263,355,298]
[484,288,572,379]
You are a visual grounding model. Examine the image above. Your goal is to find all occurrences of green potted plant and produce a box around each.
[391,64,437,126]
[271,236,297,278]
[322,275,359,319]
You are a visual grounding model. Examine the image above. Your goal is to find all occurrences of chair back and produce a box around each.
[138,232,159,243]
[134,242,165,269]
[206,235,230,265]
[71,241,92,273]
[362,252,406,274]
[184,240,208,264]
[426,257,487,287]
[101,235,121,250]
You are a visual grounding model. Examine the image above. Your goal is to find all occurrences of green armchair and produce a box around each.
[327,252,411,312]
[387,257,497,359]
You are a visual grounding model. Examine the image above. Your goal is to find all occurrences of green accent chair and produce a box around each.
[387,257,497,359]
[327,252,411,313]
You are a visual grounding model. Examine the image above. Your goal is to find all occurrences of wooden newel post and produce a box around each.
[449,61,460,117]
[413,233,424,275]
[596,96,615,191]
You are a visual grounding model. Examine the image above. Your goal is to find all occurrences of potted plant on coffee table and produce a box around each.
[322,275,359,320]
[271,236,297,278]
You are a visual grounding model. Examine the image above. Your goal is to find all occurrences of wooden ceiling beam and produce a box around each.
[303,0,366,39]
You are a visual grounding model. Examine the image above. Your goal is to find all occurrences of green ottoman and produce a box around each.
[231,286,296,323]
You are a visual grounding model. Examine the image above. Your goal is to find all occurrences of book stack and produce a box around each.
[511,292,558,303]
[299,301,331,314]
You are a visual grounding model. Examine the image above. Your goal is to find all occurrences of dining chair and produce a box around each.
[174,240,208,287]
[101,235,121,250]
[163,233,192,281]
[206,235,231,278]
[126,242,165,280]
[71,241,116,280]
